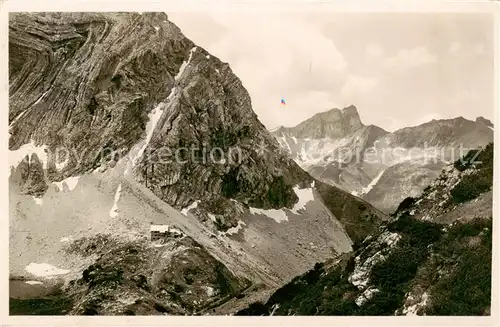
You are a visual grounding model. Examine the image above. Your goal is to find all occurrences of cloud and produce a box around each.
[383,46,437,68]
[366,44,384,61]
[169,13,493,131]
[341,75,378,96]
[449,42,461,54]
[473,43,485,55]
[263,91,340,128]
[448,42,486,57]
[200,13,348,127]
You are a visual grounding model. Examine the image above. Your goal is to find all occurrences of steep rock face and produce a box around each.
[8,12,310,220]
[273,109,493,213]
[362,160,444,213]
[9,12,191,177]
[10,154,49,197]
[9,12,387,315]
[133,43,311,212]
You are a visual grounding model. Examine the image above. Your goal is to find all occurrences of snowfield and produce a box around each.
[25,263,70,279]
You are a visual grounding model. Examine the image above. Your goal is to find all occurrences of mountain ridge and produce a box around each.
[237,143,493,316]
[272,106,493,212]
[8,12,386,315]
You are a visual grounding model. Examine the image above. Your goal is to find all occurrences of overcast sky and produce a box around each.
[168,12,494,132]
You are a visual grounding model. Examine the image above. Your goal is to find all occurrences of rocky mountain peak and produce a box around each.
[8,12,313,219]
[274,105,365,139]
[476,116,493,128]
[8,12,389,316]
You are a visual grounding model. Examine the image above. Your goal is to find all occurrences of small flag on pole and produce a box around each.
[280,97,286,105]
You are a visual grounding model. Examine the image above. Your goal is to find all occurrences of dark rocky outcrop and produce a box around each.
[10,154,48,197]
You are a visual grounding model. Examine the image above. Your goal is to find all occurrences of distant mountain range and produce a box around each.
[272,106,493,212]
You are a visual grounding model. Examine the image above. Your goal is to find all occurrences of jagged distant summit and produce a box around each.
[272,105,493,212]
[275,105,371,139]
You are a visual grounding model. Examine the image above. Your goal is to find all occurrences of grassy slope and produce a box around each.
[237,143,493,316]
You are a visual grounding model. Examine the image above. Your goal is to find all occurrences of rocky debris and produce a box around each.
[64,234,250,315]
[355,287,379,306]
[400,290,429,315]
[348,230,401,289]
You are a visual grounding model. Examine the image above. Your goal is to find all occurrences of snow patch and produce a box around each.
[53,176,80,192]
[208,213,217,222]
[181,200,200,216]
[25,263,70,278]
[290,186,314,214]
[205,55,210,59]
[250,207,288,223]
[60,236,73,243]
[154,26,159,31]
[9,140,48,171]
[32,196,43,205]
[175,47,197,80]
[33,91,49,106]
[225,220,246,236]
[215,68,220,74]
[25,280,44,285]
[133,102,166,165]
[109,184,122,218]
[65,176,79,191]
[360,169,385,195]
[203,286,215,297]
[144,104,164,145]
[279,136,292,152]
